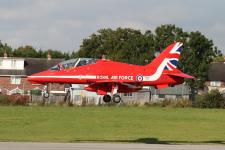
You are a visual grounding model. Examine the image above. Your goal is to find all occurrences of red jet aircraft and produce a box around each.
[27,42,194,103]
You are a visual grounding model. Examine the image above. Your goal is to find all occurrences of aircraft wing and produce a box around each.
[85,81,142,94]
[95,80,143,88]
[94,80,142,88]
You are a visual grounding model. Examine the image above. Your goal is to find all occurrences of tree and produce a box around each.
[179,31,222,88]
[41,49,65,59]
[0,40,70,59]
[0,41,13,57]
[73,28,155,65]
[13,45,69,59]
[154,24,188,52]
[213,56,224,62]
[13,45,39,58]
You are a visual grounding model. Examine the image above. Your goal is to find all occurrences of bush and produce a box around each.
[30,89,42,95]
[0,95,11,105]
[0,94,29,106]
[193,90,225,108]
[145,99,192,108]
[176,99,193,108]
[162,99,192,108]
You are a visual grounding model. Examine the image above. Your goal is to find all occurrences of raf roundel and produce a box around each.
[136,75,143,81]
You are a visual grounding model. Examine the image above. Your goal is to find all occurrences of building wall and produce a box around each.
[121,92,151,105]
[131,93,189,102]
[0,58,24,70]
[205,81,225,94]
[205,81,225,87]
[0,76,65,95]
[70,88,100,105]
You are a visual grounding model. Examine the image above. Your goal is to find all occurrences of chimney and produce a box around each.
[47,51,51,60]
[3,50,7,58]
[102,55,106,60]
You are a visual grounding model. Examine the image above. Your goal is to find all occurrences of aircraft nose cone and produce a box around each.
[27,74,38,83]
[27,75,33,81]
[26,72,45,84]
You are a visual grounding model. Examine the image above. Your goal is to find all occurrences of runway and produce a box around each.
[0,142,224,150]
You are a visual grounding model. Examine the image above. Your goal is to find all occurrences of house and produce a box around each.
[205,61,225,96]
[0,52,64,95]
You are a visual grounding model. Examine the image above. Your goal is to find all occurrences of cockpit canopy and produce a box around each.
[51,58,98,70]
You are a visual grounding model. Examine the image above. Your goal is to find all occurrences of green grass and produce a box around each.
[0,106,225,144]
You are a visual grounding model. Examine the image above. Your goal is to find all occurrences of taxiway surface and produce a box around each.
[0,142,224,150]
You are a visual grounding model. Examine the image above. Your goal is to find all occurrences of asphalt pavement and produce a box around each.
[0,142,225,150]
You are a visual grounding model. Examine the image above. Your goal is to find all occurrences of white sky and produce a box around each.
[0,0,225,54]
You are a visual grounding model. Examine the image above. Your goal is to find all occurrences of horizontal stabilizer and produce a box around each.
[165,72,195,79]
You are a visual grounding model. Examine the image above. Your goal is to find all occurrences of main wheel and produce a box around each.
[103,94,111,103]
[43,92,49,98]
[112,94,121,103]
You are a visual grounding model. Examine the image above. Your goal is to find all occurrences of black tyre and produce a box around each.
[103,94,111,103]
[112,94,121,103]
[43,92,49,98]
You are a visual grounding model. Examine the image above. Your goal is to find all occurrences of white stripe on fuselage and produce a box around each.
[28,75,97,79]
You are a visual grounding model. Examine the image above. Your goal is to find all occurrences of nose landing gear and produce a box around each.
[43,84,50,98]
[43,92,50,98]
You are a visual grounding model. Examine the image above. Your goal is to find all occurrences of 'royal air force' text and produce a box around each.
[96,75,133,81]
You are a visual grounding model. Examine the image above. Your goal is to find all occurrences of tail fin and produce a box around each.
[143,42,194,83]
[145,42,183,71]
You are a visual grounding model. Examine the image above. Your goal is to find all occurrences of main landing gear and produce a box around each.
[102,84,122,103]
[103,94,111,103]
[103,94,121,103]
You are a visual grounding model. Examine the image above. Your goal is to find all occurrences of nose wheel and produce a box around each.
[43,92,50,98]
[43,84,50,98]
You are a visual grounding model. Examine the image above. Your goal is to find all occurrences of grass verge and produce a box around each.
[0,106,224,144]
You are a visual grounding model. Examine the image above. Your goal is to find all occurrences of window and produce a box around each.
[0,59,2,67]
[210,81,221,87]
[124,93,132,97]
[76,58,97,67]
[76,60,87,67]
[50,58,98,70]
[11,76,21,85]
[11,59,16,69]
[176,95,182,99]
[158,94,165,98]
[51,59,79,70]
